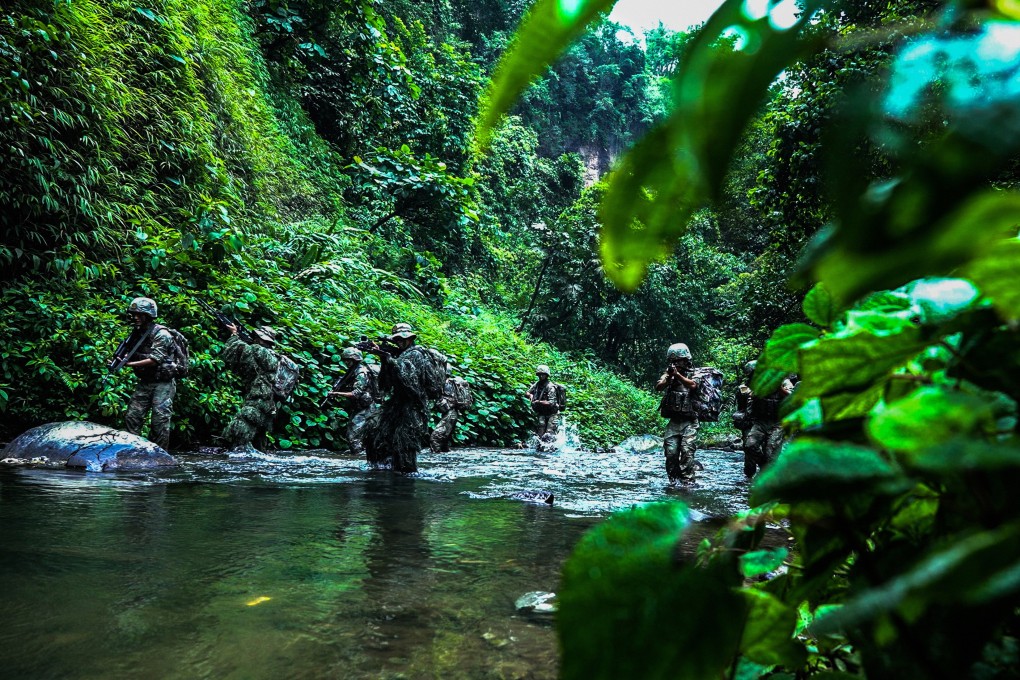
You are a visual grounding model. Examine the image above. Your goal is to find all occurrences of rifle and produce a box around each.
[107,326,154,372]
[196,298,255,344]
[355,336,400,357]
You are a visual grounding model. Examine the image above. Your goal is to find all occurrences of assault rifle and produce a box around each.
[320,335,369,409]
[355,336,400,357]
[196,298,255,344]
[107,326,153,372]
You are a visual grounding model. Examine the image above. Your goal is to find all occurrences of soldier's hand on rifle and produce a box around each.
[226,323,238,336]
[331,391,353,399]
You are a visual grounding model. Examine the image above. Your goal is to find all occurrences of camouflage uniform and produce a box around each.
[743,378,794,477]
[337,361,375,457]
[657,344,702,485]
[526,378,561,441]
[125,324,176,450]
[221,333,278,449]
[365,325,446,474]
[430,378,460,453]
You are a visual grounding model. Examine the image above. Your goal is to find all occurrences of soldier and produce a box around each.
[733,360,756,449]
[430,365,472,454]
[743,373,795,478]
[363,323,446,473]
[524,365,566,445]
[123,297,176,450]
[221,323,279,451]
[654,343,703,485]
[329,346,376,457]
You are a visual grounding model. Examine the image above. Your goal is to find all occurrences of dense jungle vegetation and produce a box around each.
[0,0,796,448]
[480,0,1020,676]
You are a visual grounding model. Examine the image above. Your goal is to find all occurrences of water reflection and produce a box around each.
[0,442,754,678]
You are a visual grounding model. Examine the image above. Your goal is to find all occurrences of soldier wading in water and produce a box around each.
[122,297,176,450]
[362,323,446,473]
[524,364,566,447]
[222,323,279,452]
[329,346,377,458]
[742,366,794,478]
[430,364,472,454]
[655,343,703,486]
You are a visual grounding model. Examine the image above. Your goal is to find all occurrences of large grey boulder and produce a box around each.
[1,421,178,472]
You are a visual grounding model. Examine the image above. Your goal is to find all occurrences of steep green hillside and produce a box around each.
[0,0,662,447]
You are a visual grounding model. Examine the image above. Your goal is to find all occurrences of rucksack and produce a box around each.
[691,367,724,422]
[272,354,301,399]
[553,382,567,411]
[366,363,381,401]
[155,325,190,380]
[453,377,473,410]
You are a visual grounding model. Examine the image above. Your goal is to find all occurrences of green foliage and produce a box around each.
[488,0,1020,676]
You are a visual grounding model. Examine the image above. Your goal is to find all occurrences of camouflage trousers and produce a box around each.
[347,407,373,457]
[743,421,785,477]
[430,409,459,453]
[223,394,276,449]
[534,413,559,442]
[664,417,699,484]
[125,380,175,451]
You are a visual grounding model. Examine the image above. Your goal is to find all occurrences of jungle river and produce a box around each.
[0,432,756,680]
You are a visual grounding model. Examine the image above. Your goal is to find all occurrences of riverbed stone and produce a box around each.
[615,433,662,454]
[1,421,178,472]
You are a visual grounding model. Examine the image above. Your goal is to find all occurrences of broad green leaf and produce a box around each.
[559,502,746,679]
[762,323,820,374]
[740,548,789,578]
[819,382,885,422]
[903,278,981,327]
[868,387,996,453]
[476,0,616,146]
[796,327,926,400]
[739,589,806,668]
[812,521,1020,635]
[750,365,789,398]
[751,440,907,506]
[599,0,826,289]
[803,282,838,328]
[965,239,1020,321]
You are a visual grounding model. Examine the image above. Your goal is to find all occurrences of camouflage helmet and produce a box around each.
[665,343,692,362]
[128,297,158,318]
[253,326,277,345]
[743,360,757,378]
[341,347,363,362]
[389,322,417,341]
[536,364,551,376]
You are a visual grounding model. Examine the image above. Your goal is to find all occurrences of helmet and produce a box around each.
[666,343,692,361]
[536,364,551,376]
[253,326,277,345]
[127,297,157,318]
[389,322,417,341]
[743,360,757,378]
[341,347,363,362]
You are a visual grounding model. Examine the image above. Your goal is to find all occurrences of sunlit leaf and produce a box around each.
[476,0,617,147]
[869,387,997,453]
[803,282,838,328]
[740,547,789,578]
[965,239,1020,321]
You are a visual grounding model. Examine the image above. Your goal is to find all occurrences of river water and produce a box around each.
[0,433,754,679]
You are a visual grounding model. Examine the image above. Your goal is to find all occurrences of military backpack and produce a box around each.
[155,325,190,381]
[272,354,301,400]
[452,377,474,410]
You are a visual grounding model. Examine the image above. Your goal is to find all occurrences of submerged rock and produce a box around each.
[615,434,662,454]
[509,490,554,505]
[515,591,557,617]
[1,421,178,472]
